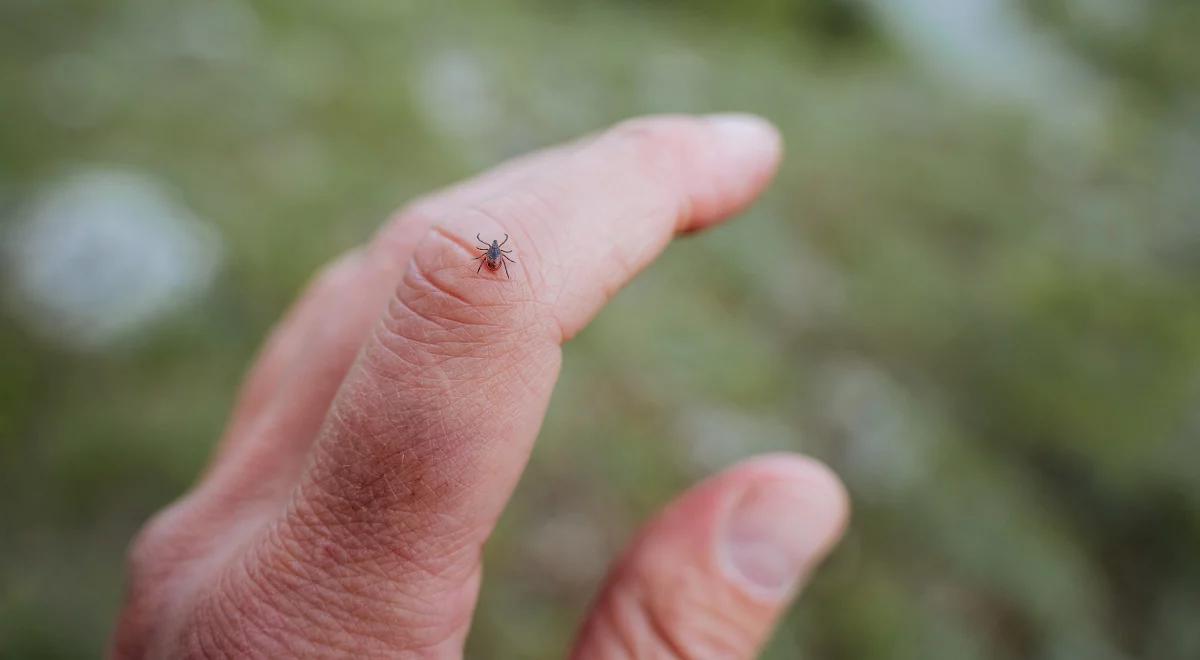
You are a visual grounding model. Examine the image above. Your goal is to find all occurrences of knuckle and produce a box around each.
[370,218,553,369]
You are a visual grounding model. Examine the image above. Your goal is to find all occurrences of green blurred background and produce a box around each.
[3,0,1200,658]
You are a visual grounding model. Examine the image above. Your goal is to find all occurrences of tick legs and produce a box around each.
[470,242,514,278]
[477,233,510,248]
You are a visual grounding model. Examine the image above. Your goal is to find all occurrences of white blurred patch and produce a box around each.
[866,0,1111,135]
[5,169,222,349]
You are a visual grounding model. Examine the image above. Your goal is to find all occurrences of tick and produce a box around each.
[474,233,516,278]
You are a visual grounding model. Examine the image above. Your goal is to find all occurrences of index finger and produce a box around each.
[241,115,782,654]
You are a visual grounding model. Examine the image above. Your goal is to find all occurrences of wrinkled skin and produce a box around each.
[112,114,849,659]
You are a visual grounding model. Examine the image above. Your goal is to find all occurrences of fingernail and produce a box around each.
[720,479,838,598]
[704,113,781,165]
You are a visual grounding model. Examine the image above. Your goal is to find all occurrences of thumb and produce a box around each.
[572,454,849,660]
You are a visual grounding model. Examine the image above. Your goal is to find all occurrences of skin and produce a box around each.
[112,114,850,659]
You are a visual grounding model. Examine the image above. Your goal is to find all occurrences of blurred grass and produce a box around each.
[2,0,1200,658]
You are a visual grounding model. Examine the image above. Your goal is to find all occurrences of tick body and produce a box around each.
[474,233,516,278]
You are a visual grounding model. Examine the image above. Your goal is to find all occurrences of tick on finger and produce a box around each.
[474,233,516,278]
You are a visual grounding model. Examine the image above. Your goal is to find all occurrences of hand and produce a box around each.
[112,114,849,659]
